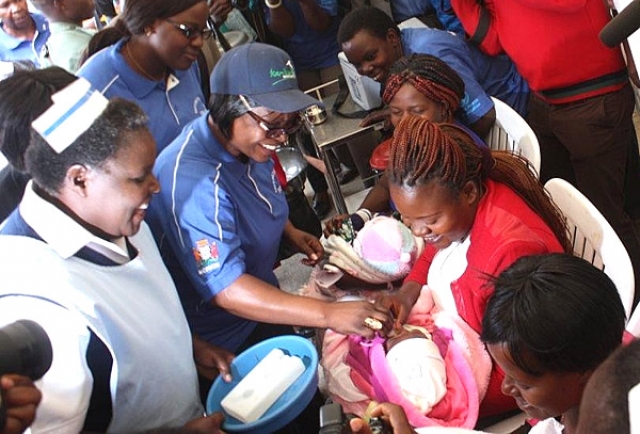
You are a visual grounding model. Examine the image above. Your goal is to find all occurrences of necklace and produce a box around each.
[125,42,165,82]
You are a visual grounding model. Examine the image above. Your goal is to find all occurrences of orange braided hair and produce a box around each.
[387,116,572,252]
[382,54,465,119]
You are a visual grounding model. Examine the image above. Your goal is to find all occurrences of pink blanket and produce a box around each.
[319,286,492,429]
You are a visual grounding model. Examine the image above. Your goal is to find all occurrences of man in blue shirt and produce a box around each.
[0,0,49,65]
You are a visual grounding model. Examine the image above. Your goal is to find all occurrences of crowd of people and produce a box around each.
[0,0,639,433]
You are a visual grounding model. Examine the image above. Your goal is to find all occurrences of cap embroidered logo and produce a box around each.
[270,60,296,85]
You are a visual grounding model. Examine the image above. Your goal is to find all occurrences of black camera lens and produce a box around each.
[369,417,392,434]
[319,402,351,434]
[0,320,53,381]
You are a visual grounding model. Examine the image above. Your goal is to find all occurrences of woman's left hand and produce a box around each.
[209,0,233,24]
[287,227,325,266]
[192,334,235,382]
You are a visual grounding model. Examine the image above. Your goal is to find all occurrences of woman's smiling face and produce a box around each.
[389,179,479,250]
[147,1,210,71]
[225,107,299,162]
[488,343,588,422]
[341,29,401,82]
[81,129,160,239]
[388,83,450,128]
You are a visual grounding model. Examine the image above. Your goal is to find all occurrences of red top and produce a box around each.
[405,179,565,416]
[450,0,628,103]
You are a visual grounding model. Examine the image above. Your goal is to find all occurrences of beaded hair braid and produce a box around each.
[382,54,465,119]
[388,116,572,252]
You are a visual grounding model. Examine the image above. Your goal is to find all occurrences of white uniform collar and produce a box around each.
[19,181,130,263]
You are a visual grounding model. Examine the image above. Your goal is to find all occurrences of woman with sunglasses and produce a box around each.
[146,45,392,429]
[77,0,211,151]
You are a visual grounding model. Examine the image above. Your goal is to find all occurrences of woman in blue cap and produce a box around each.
[147,44,393,424]
[148,41,392,350]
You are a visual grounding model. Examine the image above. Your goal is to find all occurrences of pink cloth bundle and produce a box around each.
[323,216,424,284]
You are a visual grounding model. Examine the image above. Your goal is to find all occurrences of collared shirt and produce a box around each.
[0,183,203,433]
[392,0,463,33]
[78,39,207,151]
[146,114,289,351]
[10,182,130,264]
[0,13,50,66]
[40,21,94,73]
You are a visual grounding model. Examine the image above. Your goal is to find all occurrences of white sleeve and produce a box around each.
[0,296,94,433]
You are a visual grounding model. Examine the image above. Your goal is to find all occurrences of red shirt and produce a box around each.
[405,179,565,415]
[450,0,627,103]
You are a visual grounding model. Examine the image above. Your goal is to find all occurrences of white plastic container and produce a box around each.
[338,51,382,111]
[220,348,305,423]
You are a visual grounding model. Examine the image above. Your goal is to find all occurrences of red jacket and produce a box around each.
[450,0,627,103]
[405,179,565,416]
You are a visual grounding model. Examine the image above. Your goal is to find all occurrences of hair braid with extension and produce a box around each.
[387,117,572,253]
[382,54,465,119]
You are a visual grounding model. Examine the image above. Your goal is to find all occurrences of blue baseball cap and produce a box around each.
[209,42,321,113]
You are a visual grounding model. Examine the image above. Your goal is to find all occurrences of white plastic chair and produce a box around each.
[627,304,640,338]
[485,97,541,177]
[545,178,635,319]
[483,178,636,434]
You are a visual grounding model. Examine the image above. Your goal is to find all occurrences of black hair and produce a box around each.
[337,6,400,46]
[208,93,253,139]
[25,98,149,194]
[481,253,626,376]
[85,0,206,58]
[0,67,76,172]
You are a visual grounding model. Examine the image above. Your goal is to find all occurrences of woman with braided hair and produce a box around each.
[381,116,571,418]
[324,54,485,236]
[383,53,466,127]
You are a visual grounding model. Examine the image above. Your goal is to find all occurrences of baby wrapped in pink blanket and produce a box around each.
[305,216,492,429]
[320,288,491,429]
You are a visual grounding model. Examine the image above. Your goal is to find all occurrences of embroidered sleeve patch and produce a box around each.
[193,239,220,275]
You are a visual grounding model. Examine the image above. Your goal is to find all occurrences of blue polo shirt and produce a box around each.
[78,39,207,151]
[392,0,463,33]
[146,114,289,351]
[263,0,340,71]
[0,13,49,65]
[401,28,529,123]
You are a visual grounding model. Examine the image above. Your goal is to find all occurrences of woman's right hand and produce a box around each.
[183,412,226,433]
[359,107,391,128]
[209,0,233,24]
[323,213,349,238]
[374,282,421,326]
[327,299,392,338]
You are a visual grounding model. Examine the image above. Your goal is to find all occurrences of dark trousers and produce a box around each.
[528,84,640,307]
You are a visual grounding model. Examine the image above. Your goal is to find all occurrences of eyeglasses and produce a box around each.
[239,95,302,139]
[165,19,214,40]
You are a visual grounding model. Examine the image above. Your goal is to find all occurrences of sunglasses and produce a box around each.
[239,95,303,139]
[165,19,215,40]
